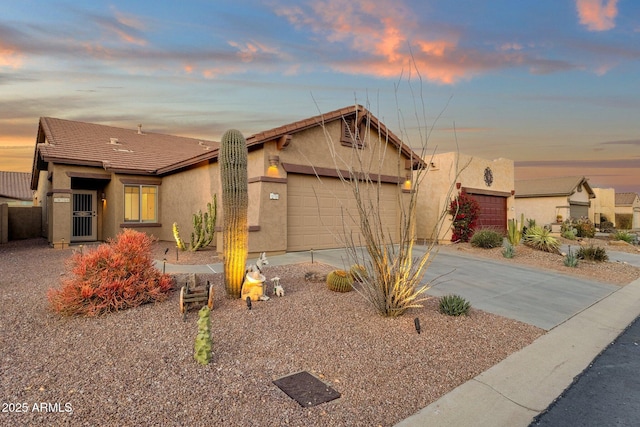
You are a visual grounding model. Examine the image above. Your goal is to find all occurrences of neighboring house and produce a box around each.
[589,187,616,227]
[615,192,640,230]
[0,171,33,206]
[416,152,515,242]
[514,176,595,226]
[30,105,421,253]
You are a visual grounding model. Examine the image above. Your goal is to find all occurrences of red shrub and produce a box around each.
[48,229,174,316]
[448,191,480,242]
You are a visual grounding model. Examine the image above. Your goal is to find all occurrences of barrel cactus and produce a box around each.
[349,264,368,282]
[220,129,249,298]
[326,270,353,293]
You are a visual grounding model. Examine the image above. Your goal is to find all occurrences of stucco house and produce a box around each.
[615,192,640,230]
[30,105,420,253]
[514,176,595,227]
[416,152,515,242]
[589,187,616,228]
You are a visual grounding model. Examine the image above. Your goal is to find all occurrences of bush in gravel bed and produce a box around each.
[572,217,596,238]
[502,242,515,258]
[613,230,634,244]
[448,191,480,243]
[523,226,560,254]
[48,229,174,316]
[439,294,471,316]
[470,229,504,248]
[576,245,609,262]
[563,246,579,267]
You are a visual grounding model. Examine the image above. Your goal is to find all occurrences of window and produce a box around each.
[124,185,157,222]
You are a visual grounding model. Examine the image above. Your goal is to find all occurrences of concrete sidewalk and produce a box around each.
[395,276,640,427]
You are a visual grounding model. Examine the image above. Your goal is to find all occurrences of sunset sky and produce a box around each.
[1,0,638,193]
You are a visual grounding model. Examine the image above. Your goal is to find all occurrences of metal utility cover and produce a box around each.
[273,371,341,407]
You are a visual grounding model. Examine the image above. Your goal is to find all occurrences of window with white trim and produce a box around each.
[124,185,158,222]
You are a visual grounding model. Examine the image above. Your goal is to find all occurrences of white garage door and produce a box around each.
[287,174,400,251]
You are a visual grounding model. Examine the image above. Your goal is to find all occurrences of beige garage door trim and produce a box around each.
[287,174,400,251]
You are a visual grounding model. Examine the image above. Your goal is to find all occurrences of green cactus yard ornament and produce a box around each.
[220,129,249,298]
[194,306,212,365]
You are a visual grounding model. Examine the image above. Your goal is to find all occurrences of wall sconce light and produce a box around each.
[456,182,462,190]
[267,155,280,178]
[511,190,515,196]
[101,192,106,202]
[403,173,412,190]
[268,155,280,168]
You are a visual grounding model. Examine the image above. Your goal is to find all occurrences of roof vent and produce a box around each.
[137,124,143,135]
[110,137,120,145]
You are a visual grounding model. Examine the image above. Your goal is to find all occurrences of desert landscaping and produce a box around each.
[1,234,638,426]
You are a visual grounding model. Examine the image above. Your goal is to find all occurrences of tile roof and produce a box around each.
[615,192,639,206]
[515,176,595,198]
[32,106,423,184]
[0,171,32,200]
[36,117,219,174]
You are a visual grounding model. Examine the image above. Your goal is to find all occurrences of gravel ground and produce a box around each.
[0,238,545,426]
[447,237,640,286]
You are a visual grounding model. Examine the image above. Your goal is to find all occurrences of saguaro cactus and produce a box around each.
[220,129,249,298]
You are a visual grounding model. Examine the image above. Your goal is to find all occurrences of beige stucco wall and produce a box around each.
[515,196,567,227]
[590,188,616,225]
[416,152,515,242]
[276,120,405,178]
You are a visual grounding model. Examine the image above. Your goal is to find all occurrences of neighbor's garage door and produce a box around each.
[287,174,400,251]
[469,194,507,230]
[570,203,589,219]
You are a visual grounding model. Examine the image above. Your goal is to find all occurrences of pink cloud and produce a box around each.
[274,0,538,84]
[0,46,23,69]
[576,0,618,31]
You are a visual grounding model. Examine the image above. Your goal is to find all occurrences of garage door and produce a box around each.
[469,194,507,231]
[287,174,400,251]
[570,203,589,219]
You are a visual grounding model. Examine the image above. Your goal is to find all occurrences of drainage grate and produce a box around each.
[273,371,341,407]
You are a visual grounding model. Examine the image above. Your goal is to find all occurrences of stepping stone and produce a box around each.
[273,371,341,407]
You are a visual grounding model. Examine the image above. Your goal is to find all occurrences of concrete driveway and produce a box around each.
[418,245,620,330]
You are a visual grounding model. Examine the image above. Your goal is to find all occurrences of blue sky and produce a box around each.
[1,0,638,193]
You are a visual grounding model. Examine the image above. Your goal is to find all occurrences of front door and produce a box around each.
[72,190,97,241]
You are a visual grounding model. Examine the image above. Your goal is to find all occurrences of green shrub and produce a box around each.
[523,226,560,253]
[439,294,471,316]
[561,220,577,240]
[448,191,480,243]
[502,242,515,258]
[577,245,609,262]
[563,246,579,267]
[612,230,634,243]
[48,229,174,316]
[572,217,595,238]
[470,229,504,248]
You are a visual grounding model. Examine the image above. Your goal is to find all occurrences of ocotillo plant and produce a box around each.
[220,129,249,298]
